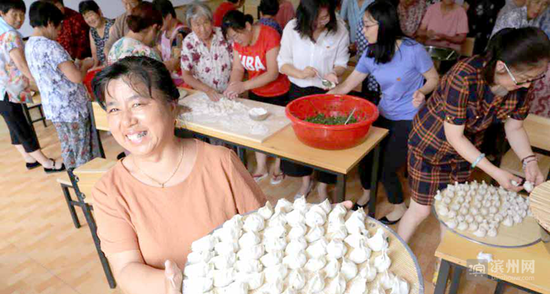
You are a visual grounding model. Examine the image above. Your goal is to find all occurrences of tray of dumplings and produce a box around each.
[433,181,541,248]
[184,196,424,293]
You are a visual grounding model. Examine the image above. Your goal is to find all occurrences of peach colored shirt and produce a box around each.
[421,2,469,51]
[92,140,266,270]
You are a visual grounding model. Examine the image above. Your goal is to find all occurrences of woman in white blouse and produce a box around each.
[277,0,349,201]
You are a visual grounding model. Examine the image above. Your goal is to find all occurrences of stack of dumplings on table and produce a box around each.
[184,196,411,294]
[435,180,533,238]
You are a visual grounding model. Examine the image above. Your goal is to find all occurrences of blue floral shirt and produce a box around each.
[25,36,89,123]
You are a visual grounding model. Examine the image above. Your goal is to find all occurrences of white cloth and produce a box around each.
[277,19,350,89]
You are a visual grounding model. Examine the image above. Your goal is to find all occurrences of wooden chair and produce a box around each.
[499,114,550,181]
[57,157,117,288]
[460,37,475,57]
[90,101,108,158]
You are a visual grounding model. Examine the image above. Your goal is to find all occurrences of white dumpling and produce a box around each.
[473,227,487,238]
[260,251,283,267]
[327,273,347,294]
[443,197,452,204]
[243,214,265,232]
[318,198,333,214]
[238,231,261,248]
[370,282,385,294]
[244,271,264,290]
[457,215,465,222]
[187,250,214,265]
[434,191,443,201]
[285,237,307,255]
[503,215,514,227]
[286,209,306,227]
[480,207,488,216]
[214,241,239,256]
[374,248,392,273]
[456,196,465,204]
[465,215,474,223]
[460,207,469,216]
[306,238,328,259]
[257,280,283,294]
[446,219,457,229]
[264,264,288,283]
[268,211,287,227]
[457,221,468,231]
[470,207,479,215]
[183,277,213,293]
[524,181,535,193]
[258,201,274,220]
[191,235,217,253]
[468,222,478,232]
[236,243,264,260]
[305,272,325,293]
[327,223,348,240]
[475,215,484,223]
[327,238,348,259]
[184,261,213,278]
[305,207,327,227]
[359,261,377,282]
[439,205,449,216]
[345,211,367,235]
[288,223,308,240]
[451,203,461,211]
[447,210,457,218]
[487,227,498,237]
[380,270,396,290]
[264,236,287,253]
[293,195,308,212]
[213,268,236,287]
[367,228,388,252]
[390,276,410,294]
[323,257,341,279]
[349,240,372,264]
[274,198,293,213]
[211,253,236,270]
[304,256,327,272]
[224,280,248,294]
[344,233,368,248]
[341,258,358,281]
[489,206,498,214]
[264,225,286,240]
[214,226,241,243]
[288,269,306,290]
[235,259,263,274]
[329,203,347,220]
[513,214,523,225]
[347,276,368,294]
[305,225,325,242]
[282,252,307,270]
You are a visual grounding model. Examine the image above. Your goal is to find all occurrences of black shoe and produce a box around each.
[117,152,126,160]
[44,158,66,174]
[26,161,41,170]
[379,216,401,225]
[352,200,371,211]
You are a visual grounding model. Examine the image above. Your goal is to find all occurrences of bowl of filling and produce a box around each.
[286,94,379,150]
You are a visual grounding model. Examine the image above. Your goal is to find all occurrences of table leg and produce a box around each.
[335,174,346,203]
[368,144,381,218]
[434,260,452,294]
[494,281,506,294]
[449,265,463,294]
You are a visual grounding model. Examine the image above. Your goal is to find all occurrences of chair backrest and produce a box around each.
[460,37,475,57]
[91,102,109,132]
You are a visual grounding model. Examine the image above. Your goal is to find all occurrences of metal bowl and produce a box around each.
[248,108,269,121]
[425,46,459,61]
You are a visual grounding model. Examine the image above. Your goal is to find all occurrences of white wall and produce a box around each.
[19,0,194,37]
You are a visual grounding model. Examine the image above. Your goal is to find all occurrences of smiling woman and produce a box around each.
[90,56,266,294]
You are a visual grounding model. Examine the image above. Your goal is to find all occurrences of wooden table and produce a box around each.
[434,231,550,294]
[178,110,388,216]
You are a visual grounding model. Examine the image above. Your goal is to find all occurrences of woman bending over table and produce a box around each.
[91,56,266,294]
[222,10,290,185]
[400,27,550,244]
[329,0,439,223]
[26,1,100,169]
[180,2,233,102]
[277,0,349,201]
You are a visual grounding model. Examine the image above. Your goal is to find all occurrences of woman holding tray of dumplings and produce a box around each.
[399,27,550,244]
[90,56,266,294]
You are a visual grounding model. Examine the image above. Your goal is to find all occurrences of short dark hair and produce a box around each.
[29,1,63,28]
[258,0,279,16]
[127,2,163,33]
[0,0,26,14]
[365,0,406,64]
[92,56,180,108]
[40,0,63,7]
[78,0,100,15]
[152,0,176,18]
[295,0,337,42]
[483,27,550,85]
[221,10,254,39]
[227,0,239,4]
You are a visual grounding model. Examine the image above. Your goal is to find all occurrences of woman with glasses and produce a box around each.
[399,27,550,246]
[328,0,439,223]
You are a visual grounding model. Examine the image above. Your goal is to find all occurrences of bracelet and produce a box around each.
[521,154,536,164]
[471,153,486,168]
[522,158,538,169]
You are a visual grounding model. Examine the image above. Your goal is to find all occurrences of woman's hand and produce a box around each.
[224,81,246,99]
[524,160,545,186]
[323,72,339,85]
[427,30,438,40]
[300,66,318,79]
[412,90,426,108]
[164,260,183,294]
[492,168,523,192]
[206,89,224,102]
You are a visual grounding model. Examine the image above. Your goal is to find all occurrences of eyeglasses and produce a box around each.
[362,20,379,29]
[503,63,546,86]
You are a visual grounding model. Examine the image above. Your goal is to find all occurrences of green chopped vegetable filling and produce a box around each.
[304,113,358,125]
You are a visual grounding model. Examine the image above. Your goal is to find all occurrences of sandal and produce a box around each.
[252,173,268,183]
[270,172,285,185]
[26,161,41,170]
[44,158,66,174]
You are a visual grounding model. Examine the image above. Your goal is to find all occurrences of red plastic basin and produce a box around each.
[84,68,103,99]
[285,94,379,150]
